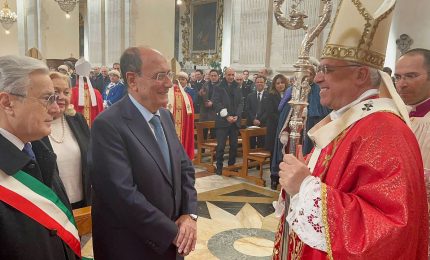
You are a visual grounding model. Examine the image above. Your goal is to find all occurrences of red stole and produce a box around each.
[171,85,195,160]
[71,84,104,128]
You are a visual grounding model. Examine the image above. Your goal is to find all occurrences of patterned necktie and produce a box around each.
[22,143,36,161]
[149,115,171,176]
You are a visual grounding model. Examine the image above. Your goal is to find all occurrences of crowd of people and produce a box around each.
[51,59,323,192]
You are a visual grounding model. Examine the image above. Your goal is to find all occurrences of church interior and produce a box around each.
[1,0,429,259]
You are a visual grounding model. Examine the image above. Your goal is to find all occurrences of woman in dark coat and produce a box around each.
[270,67,331,190]
[43,72,91,209]
[259,74,288,175]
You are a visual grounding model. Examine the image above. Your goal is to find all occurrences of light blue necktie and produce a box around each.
[150,115,171,176]
[22,143,36,161]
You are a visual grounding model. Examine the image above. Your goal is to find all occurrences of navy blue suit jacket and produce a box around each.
[89,95,197,260]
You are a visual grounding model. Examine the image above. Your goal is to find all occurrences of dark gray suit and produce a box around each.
[89,95,197,260]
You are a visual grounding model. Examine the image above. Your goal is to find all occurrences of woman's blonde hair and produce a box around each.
[49,71,76,116]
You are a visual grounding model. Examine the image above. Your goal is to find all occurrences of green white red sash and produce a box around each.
[0,169,81,257]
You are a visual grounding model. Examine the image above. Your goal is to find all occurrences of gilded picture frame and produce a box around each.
[181,0,223,64]
[191,0,217,53]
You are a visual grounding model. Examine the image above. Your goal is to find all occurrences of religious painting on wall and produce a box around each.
[191,0,217,53]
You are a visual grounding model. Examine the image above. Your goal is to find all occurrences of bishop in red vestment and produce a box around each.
[71,83,104,128]
[167,83,195,160]
[273,109,428,259]
[272,1,428,259]
[71,58,104,128]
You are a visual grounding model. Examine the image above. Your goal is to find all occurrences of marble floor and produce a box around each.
[81,164,281,259]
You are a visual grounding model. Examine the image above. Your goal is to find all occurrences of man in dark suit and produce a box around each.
[258,67,272,89]
[91,66,110,94]
[191,69,206,113]
[199,69,219,139]
[242,69,254,96]
[212,67,243,175]
[0,55,79,259]
[245,75,268,148]
[89,47,198,260]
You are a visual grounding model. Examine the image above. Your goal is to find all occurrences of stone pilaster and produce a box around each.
[87,0,103,66]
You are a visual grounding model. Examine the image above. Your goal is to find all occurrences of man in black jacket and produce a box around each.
[212,68,243,175]
[0,55,79,259]
[199,69,219,139]
[242,70,254,97]
[191,69,206,113]
[91,66,110,94]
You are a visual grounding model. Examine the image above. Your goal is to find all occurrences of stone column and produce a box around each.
[104,0,123,66]
[221,0,232,68]
[17,0,41,56]
[87,0,103,66]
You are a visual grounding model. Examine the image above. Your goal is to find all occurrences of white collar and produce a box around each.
[330,89,379,120]
[410,97,430,112]
[0,128,25,151]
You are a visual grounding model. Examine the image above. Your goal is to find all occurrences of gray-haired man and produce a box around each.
[0,55,79,259]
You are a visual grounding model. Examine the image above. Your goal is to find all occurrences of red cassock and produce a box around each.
[171,85,195,160]
[273,112,428,259]
[71,84,104,128]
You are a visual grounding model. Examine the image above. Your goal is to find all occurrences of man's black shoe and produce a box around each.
[216,168,222,175]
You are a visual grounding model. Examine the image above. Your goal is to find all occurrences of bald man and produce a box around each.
[212,68,243,175]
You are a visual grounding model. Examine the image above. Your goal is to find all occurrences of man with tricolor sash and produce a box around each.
[0,55,81,259]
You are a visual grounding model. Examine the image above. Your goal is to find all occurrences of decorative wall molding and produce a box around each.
[396,34,413,54]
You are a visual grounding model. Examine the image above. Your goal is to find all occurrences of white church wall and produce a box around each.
[385,0,430,70]
[132,0,175,61]
[2,0,174,66]
[1,0,78,59]
[40,0,79,59]
[229,0,271,72]
[228,0,340,77]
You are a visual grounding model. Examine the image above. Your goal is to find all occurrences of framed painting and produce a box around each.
[191,0,218,53]
[181,0,223,64]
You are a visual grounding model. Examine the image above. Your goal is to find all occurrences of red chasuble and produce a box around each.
[170,85,195,160]
[273,112,428,259]
[71,84,104,128]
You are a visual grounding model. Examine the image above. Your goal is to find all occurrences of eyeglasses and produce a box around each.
[316,64,361,75]
[9,93,60,108]
[393,72,428,83]
[145,71,175,81]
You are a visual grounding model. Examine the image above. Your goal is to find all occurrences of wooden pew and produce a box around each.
[223,127,271,186]
[193,113,200,148]
[194,121,217,172]
[194,119,247,172]
[73,206,92,236]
